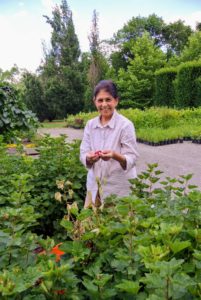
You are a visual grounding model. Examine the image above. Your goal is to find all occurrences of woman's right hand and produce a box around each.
[86,151,101,166]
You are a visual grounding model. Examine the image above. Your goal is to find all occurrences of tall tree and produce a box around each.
[40,0,84,119]
[109,14,165,72]
[117,32,166,108]
[21,72,46,122]
[108,14,193,72]
[84,10,109,111]
[162,20,193,59]
[0,65,20,84]
[179,31,201,62]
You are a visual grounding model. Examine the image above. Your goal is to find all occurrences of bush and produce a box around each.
[176,61,201,107]
[155,67,177,107]
[0,83,38,142]
[1,160,201,299]
[0,135,87,238]
[195,76,201,107]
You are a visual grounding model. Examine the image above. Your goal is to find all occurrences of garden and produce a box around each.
[0,83,201,299]
[1,133,201,299]
[1,0,201,298]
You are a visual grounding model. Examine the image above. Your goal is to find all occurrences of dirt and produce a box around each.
[38,127,201,188]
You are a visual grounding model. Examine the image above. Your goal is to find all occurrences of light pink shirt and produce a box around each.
[80,110,139,203]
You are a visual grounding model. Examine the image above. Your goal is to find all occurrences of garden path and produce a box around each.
[38,128,201,188]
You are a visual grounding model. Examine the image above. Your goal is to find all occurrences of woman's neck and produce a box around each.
[100,115,112,125]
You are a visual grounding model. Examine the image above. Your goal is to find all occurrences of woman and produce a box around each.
[80,80,139,208]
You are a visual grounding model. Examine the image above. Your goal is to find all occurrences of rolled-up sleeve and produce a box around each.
[120,122,139,172]
[80,121,92,169]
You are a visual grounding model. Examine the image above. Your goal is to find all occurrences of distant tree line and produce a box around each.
[1,0,201,121]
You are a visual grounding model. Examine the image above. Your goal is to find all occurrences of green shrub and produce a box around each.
[28,135,87,238]
[1,162,201,299]
[0,83,39,142]
[0,135,87,238]
[155,67,177,107]
[176,61,201,107]
[195,76,201,107]
[66,107,201,142]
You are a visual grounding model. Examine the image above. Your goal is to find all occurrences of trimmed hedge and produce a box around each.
[195,76,201,107]
[176,61,201,107]
[155,67,177,107]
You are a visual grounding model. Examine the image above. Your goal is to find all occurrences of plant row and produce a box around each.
[137,126,201,145]
[66,107,201,144]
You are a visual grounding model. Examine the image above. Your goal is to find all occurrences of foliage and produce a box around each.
[0,82,38,142]
[176,61,201,107]
[84,10,109,111]
[154,67,178,107]
[0,65,20,84]
[21,72,47,122]
[0,135,87,239]
[66,106,201,142]
[117,33,166,108]
[30,135,87,237]
[109,14,165,71]
[1,127,201,299]
[39,0,84,119]
[179,31,201,63]
[109,14,192,71]
[162,20,193,58]
[195,77,201,107]
[58,164,201,299]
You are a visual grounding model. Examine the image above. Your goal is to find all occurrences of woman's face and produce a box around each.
[94,89,118,120]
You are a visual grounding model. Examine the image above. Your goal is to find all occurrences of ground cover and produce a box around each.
[41,121,67,129]
[66,107,201,144]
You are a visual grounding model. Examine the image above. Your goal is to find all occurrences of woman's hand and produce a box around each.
[99,150,114,161]
[100,150,127,169]
[86,151,101,166]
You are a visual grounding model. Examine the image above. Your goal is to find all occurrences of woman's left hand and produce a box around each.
[100,150,127,169]
[100,150,114,161]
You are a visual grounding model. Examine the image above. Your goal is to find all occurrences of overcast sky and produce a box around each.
[0,0,201,72]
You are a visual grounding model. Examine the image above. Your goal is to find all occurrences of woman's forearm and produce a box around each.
[112,151,127,170]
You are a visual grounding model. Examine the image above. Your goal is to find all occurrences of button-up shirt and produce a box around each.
[80,110,139,203]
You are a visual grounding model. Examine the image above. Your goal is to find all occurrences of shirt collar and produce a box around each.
[93,109,117,129]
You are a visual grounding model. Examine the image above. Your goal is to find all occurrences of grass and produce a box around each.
[40,120,67,129]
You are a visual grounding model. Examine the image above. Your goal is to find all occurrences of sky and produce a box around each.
[0,0,201,72]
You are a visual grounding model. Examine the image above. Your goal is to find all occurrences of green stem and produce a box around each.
[165,276,170,300]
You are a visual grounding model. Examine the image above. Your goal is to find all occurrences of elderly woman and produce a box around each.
[80,80,139,208]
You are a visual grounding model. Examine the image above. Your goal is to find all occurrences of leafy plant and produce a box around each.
[0,83,38,142]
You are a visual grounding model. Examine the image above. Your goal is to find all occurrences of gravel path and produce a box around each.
[38,128,201,188]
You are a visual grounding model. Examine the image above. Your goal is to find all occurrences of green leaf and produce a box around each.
[188,184,198,189]
[169,240,191,254]
[82,278,98,293]
[116,280,140,294]
[77,208,92,221]
[60,219,73,231]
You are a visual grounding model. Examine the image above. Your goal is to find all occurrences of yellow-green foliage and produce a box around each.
[66,106,201,142]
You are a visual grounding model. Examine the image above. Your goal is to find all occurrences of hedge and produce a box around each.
[176,61,201,107]
[155,67,177,107]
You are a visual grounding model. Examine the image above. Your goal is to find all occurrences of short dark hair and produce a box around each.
[93,80,118,99]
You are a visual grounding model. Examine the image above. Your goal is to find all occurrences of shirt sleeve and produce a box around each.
[120,121,139,172]
[80,121,92,169]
